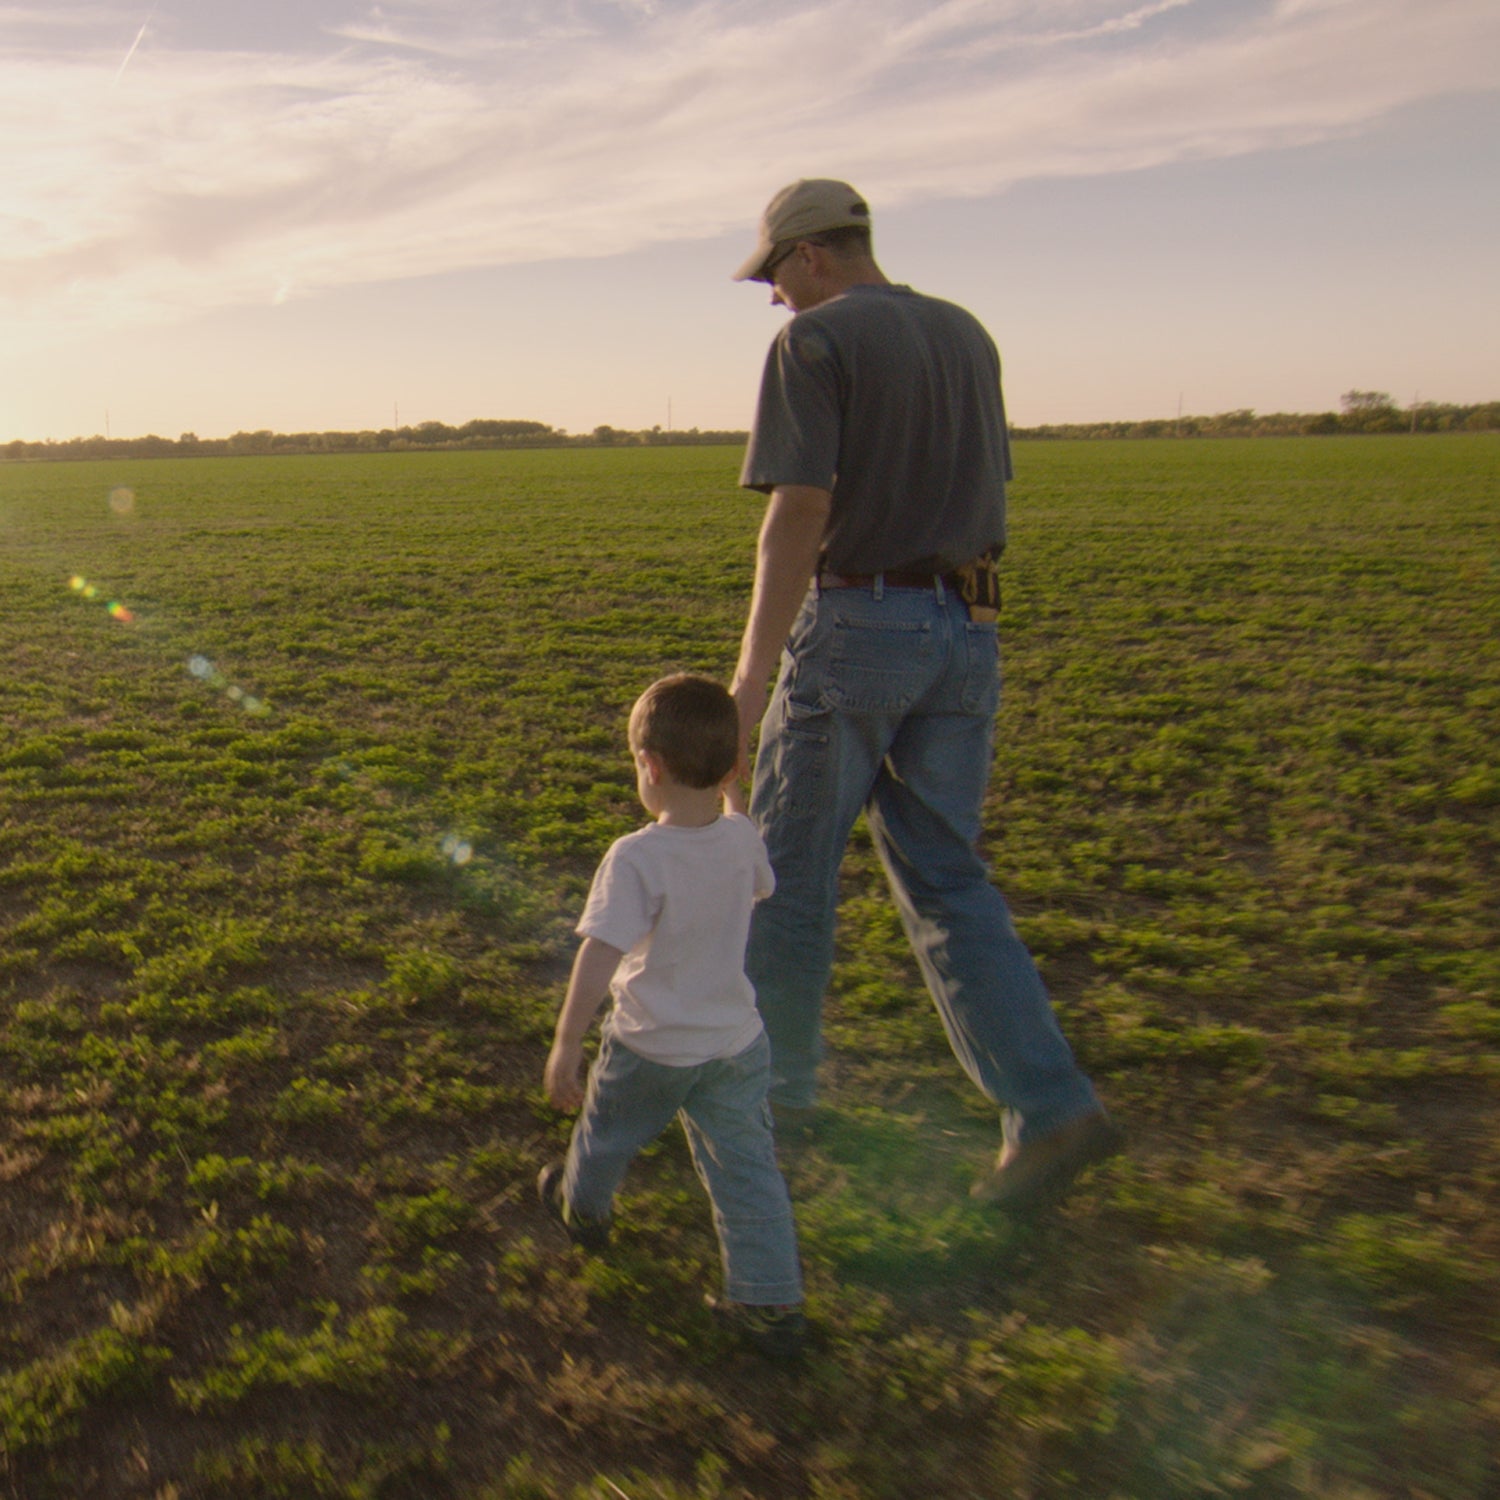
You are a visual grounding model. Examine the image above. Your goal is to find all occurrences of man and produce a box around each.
[727,178,1118,1209]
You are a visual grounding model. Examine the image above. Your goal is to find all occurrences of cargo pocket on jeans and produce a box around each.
[760,713,830,827]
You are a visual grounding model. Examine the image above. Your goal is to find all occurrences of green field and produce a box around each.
[2,437,1497,1498]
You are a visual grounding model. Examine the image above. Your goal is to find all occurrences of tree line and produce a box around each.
[5,394,1496,463]
[1015,393,1500,441]
[1014,393,1494,438]
[1,419,752,464]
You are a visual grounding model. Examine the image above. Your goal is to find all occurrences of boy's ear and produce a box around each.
[636,748,666,785]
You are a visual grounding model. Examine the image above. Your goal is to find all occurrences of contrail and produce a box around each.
[111,2,159,88]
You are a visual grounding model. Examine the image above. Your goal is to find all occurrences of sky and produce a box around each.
[3,0,1497,442]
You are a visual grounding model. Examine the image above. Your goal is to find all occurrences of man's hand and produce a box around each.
[544,1040,586,1111]
[729,680,767,793]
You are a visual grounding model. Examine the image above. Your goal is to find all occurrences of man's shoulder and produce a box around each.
[793,284,992,342]
[793,283,913,326]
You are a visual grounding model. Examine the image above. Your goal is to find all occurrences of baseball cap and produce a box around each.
[732,178,872,282]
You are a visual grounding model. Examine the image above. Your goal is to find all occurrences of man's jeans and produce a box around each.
[747,581,1100,1147]
[563,1029,803,1306]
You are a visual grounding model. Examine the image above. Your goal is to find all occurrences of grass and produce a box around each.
[1,437,1498,1498]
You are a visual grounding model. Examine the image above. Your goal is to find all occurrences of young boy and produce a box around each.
[539,673,806,1360]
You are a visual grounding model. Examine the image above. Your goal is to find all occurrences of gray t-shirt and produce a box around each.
[740,283,1013,575]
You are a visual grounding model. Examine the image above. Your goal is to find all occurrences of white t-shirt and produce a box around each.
[577,812,775,1066]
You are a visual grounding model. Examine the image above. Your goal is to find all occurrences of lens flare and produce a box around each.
[108,486,136,516]
[69,574,130,622]
[183,654,269,715]
[441,835,474,866]
[69,577,270,716]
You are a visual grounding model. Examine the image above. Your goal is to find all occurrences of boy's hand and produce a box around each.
[546,935,621,1112]
[544,1041,586,1111]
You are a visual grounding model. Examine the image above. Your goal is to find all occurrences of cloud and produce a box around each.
[4,0,1496,346]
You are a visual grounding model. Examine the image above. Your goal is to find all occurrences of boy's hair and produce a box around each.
[629,674,739,790]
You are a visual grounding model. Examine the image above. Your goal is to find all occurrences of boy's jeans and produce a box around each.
[746,582,1100,1148]
[563,1029,802,1306]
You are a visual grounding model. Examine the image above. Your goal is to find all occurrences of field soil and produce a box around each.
[1,438,1497,1498]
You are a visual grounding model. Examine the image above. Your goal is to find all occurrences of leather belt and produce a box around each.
[819,570,953,591]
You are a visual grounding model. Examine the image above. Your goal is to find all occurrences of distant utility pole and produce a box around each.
[667,396,673,433]
[393,402,399,429]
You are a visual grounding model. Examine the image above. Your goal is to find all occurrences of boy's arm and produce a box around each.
[544,935,625,1111]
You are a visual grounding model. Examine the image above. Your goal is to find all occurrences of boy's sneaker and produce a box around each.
[705,1294,807,1363]
[537,1162,611,1252]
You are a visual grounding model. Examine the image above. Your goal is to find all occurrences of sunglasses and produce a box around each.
[762,242,798,281]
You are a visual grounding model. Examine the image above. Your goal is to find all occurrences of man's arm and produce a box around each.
[543,935,625,1110]
[728,483,832,787]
